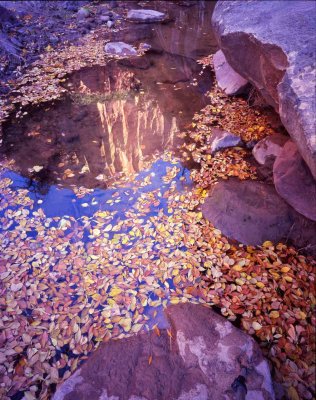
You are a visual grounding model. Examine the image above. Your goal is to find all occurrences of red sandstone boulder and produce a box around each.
[53,303,274,400]
[213,50,249,96]
[201,178,316,255]
[252,133,288,165]
[273,141,316,221]
[202,179,293,246]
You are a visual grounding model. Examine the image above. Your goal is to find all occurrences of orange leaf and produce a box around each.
[153,325,160,337]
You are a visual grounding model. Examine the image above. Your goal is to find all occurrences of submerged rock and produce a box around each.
[127,9,166,23]
[212,1,316,179]
[53,303,274,400]
[207,127,243,155]
[104,41,137,56]
[273,141,316,221]
[252,133,288,165]
[213,50,249,95]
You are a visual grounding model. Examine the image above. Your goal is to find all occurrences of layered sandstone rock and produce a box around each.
[212,0,316,179]
[53,303,275,400]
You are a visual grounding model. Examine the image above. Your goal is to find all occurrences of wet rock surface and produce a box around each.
[212,0,316,179]
[202,179,316,255]
[53,303,274,400]
[104,41,137,56]
[273,141,316,221]
[207,127,243,155]
[213,50,249,95]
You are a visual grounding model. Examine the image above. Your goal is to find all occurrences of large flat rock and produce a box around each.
[273,140,316,221]
[202,179,316,255]
[53,303,274,400]
[212,1,316,179]
[202,180,293,246]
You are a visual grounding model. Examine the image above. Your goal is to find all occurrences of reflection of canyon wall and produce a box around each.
[2,60,190,188]
[95,96,177,175]
[69,64,179,178]
[1,1,215,189]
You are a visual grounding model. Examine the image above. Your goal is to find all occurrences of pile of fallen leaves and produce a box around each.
[178,56,282,190]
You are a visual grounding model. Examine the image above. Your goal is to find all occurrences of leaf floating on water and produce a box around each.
[104,224,113,232]
[119,318,131,333]
[148,355,153,365]
[11,283,23,292]
[32,165,44,172]
[153,325,161,337]
[109,287,122,297]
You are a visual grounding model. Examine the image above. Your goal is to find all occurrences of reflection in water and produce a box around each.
[2,54,211,189]
[1,0,216,191]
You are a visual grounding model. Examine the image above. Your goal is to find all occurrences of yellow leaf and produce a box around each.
[104,224,113,232]
[256,282,265,288]
[122,236,129,245]
[84,276,94,285]
[262,241,273,248]
[167,329,173,338]
[119,318,131,333]
[281,266,290,273]
[270,311,280,319]
[148,354,153,365]
[233,265,243,272]
[109,287,122,297]
[131,324,143,333]
[298,311,306,320]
